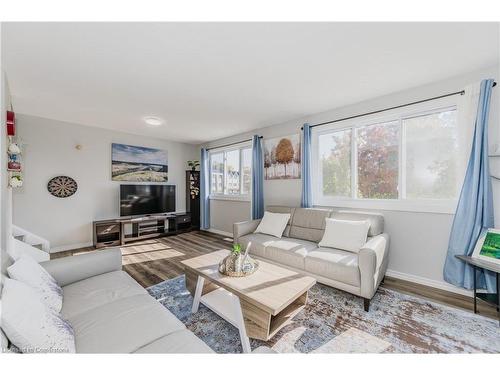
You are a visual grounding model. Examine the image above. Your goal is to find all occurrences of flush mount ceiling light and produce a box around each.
[143,116,164,126]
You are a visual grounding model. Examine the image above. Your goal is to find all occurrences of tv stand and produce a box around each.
[93,212,192,248]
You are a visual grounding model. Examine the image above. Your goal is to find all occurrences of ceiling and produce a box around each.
[2,22,499,144]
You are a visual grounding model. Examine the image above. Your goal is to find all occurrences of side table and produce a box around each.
[455,255,499,325]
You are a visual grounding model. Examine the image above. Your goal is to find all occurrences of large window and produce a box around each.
[312,97,463,213]
[357,121,400,199]
[319,128,351,197]
[404,110,458,199]
[209,144,252,198]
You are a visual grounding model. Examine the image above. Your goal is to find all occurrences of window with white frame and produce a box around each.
[312,96,464,213]
[209,144,252,198]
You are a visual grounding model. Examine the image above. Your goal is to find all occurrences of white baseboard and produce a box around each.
[385,269,473,297]
[206,228,233,238]
[50,241,93,253]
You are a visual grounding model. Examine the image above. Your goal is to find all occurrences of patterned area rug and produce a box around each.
[147,275,500,353]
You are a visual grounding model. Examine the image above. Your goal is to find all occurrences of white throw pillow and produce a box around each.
[7,255,63,312]
[1,278,76,353]
[319,218,370,253]
[254,211,291,238]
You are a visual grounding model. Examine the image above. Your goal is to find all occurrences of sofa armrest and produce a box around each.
[233,219,261,243]
[358,233,389,299]
[40,248,122,287]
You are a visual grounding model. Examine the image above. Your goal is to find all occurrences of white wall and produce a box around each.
[203,66,500,295]
[1,70,13,277]
[13,114,198,251]
[209,199,251,235]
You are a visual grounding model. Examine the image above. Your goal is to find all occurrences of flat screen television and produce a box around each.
[120,184,176,217]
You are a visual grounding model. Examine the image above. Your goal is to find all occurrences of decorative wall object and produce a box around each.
[6,110,23,187]
[111,143,168,182]
[9,175,23,188]
[8,142,21,154]
[6,110,16,136]
[47,176,78,198]
[263,134,301,180]
[7,153,21,171]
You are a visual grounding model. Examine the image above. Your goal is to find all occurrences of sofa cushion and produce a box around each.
[289,208,333,242]
[133,330,213,353]
[265,238,318,269]
[61,270,147,319]
[305,248,360,287]
[266,206,295,237]
[239,233,277,257]
[1,278,75,353]
[69,294,185,353]
[254,211,291,238]
[8,255,63,312]
[332,210,384,236]
[319,218,370,253]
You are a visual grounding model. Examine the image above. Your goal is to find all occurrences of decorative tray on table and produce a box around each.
[218,243,259,277]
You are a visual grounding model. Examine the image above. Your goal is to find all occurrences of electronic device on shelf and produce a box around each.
[93,184,194,248]
[119,184,176,217]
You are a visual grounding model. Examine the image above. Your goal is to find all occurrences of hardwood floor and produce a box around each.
[384,276,498,320]
[52,230,234,288]
[53,230,498,319]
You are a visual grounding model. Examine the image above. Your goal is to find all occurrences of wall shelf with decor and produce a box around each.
[186,169,200,230]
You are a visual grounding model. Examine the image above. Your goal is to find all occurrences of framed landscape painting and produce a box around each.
[264,134,301,180]
[472,228,500,265]
[112,143,168,182]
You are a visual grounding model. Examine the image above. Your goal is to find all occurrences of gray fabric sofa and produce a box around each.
[233,206,390,311]
[1,248,213,353]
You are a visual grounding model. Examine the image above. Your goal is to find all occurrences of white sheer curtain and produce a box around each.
[456,82,481,186]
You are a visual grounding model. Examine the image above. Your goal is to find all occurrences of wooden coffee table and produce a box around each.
[181,249,316,353]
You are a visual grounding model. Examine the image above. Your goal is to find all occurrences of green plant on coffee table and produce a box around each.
[232,243,242,254]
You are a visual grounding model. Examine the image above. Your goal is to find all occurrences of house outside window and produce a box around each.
[311,95,466,213]
[209,143,252,200]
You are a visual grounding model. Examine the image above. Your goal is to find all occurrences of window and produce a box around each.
[225,149,240,194]
[241,148,252,194]
[209,144,252,198]
[404,110,458,199]
[210,153,224,194]
[319,129,351,197]
[312,97,463,213]
[357,121,399,199]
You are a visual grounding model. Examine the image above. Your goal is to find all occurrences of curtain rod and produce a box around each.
[206,136,263,151]
[302,81,497,130]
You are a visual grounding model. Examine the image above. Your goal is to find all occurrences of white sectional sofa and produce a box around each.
[1,248,213,353]
[233,206,390,311]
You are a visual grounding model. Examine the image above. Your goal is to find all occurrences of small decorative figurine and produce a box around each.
[8,142,21,155]
[9,175,23,188]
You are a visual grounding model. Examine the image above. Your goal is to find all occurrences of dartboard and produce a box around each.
[47,176,78,198]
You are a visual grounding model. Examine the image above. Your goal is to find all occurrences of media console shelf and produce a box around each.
[93,213,192,248]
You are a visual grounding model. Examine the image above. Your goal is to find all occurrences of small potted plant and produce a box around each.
[232,243,242,255]
[218,242,258,277]
[187,160,200,171]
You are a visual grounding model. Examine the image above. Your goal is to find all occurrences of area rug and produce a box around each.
[147,275,500,353]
